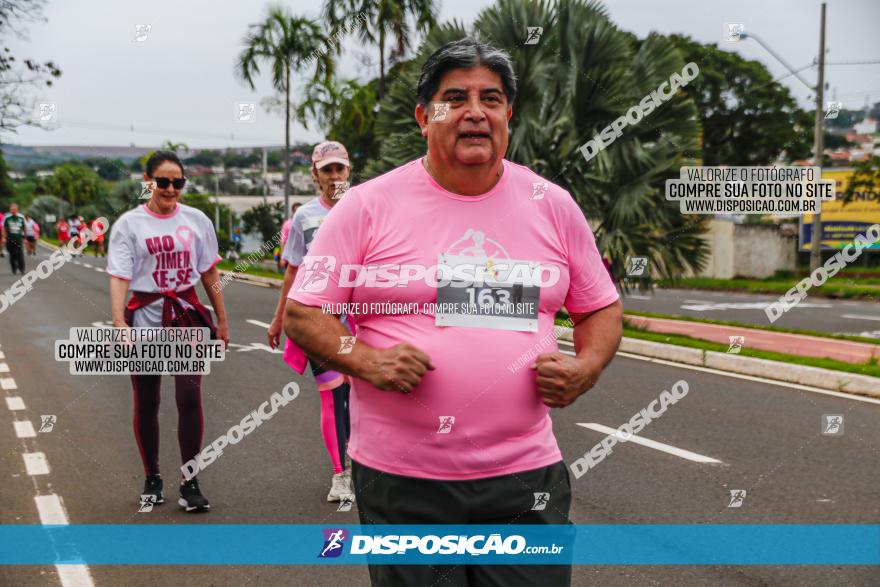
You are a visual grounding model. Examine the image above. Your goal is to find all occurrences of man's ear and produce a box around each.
[415,104,428,137]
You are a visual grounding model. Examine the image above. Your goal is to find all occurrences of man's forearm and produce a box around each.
[109,277,129,325]
[284,300,377,380]
[571,300,623,373]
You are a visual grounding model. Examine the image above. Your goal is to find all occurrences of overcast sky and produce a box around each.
[3,0,878,149]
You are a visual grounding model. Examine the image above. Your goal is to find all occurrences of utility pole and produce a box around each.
[809,2,827,271]
[214,175,220,229]
[262,147,268,206]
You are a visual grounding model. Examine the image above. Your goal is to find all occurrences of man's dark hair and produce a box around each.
[144,150,185,177]
[416,37,517,108]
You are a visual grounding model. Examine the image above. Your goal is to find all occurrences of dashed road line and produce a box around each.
[14,420,36,438]
[23,452,50,475]
[6,396,26,410]
[1,377,17,390]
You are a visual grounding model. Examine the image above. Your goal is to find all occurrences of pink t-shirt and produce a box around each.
[290,157,619,480]
[280,218,293,251]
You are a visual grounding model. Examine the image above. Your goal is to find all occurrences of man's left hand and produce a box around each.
[532,352,600,408]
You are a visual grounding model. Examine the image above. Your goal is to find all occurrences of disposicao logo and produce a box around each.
[319,528,348,558]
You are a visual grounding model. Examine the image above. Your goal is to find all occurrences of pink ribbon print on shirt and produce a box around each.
[143,225,196,290]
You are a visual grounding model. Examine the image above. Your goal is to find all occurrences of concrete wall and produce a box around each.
[732,224,798,278]
[687,220,797,279]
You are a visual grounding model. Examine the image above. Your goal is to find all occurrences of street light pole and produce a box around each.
[809,2,827,271]
[742,2,827,271]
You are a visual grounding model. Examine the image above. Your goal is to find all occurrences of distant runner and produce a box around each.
[267,141,354,502]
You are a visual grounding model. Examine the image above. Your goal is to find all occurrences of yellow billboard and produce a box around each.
[801,168,880,250]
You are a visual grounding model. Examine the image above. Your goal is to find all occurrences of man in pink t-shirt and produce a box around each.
[285,38,622,586]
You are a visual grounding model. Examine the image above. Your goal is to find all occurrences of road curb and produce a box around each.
[218,269,282,288]
[556,327,880,398]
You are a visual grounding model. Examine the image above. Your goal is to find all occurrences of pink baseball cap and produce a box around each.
[312,141,350,169]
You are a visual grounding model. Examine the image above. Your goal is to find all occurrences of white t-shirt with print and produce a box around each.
[281,196,333,266]
[107,203,220,327]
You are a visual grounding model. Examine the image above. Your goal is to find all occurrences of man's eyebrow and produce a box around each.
[439,87,504,96]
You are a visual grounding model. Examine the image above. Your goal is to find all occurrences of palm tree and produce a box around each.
[323,0,438,98]
[362,0,707,285]
[236,7,335,219]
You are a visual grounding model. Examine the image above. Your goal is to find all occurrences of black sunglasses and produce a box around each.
[153,177,186,190]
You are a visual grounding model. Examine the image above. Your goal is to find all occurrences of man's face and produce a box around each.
[10,204,18,214]
[417,66,512,167]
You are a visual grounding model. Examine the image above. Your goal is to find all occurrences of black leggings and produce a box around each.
[131,374,203,477]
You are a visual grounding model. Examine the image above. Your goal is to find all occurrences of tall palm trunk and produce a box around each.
[378,28,386,99]
[283,67,291,220]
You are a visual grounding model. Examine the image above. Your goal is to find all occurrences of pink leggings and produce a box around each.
[319,384,351,474]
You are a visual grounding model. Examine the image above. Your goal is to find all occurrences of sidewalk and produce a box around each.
[624,315,880,364]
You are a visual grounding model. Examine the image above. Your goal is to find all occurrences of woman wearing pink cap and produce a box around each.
[267,140,355,502]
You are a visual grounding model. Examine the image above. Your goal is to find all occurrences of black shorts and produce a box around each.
[25,236,35,242]
[351,459,573,587]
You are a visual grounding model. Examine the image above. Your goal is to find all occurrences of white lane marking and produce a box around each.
[558,343,880,405]
[94,267,104,273]
[1,377,16,390]
[14,420,36,438]
[247,319,272,329]
[0,351,4,359]
[841,313,880,322]
[23,452,50,475]
[82,263,93,269]
[35,495,96,587]
[577,423,722,463]
[6,396,25,410]
[0,363,9,373]
[57,565,95,587]
[625,295,652,300]
[35,494,68,524]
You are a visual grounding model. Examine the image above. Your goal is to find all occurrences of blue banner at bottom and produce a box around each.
[0,525,877,565]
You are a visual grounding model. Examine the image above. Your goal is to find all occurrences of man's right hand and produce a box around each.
[364,343,435,393]
[267,316,282,349]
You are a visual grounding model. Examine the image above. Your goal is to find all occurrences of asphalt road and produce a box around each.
[622,288,880,338]
[0,247,878,586]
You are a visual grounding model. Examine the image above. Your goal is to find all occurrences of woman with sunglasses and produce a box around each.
[107,151,230,512]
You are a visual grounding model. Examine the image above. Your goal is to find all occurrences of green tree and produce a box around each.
[297,75,381,177]
[94,158,126,181]
[242,201,284,250]
[842,155,880,203]
[0,148,16,207]
[323,0,438,98]
[236,7,335,220]
[181,193,236,252]
[668,35,813,165]
[364,0,707,284]
[26,195,70,235]
[43,163,104,209]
